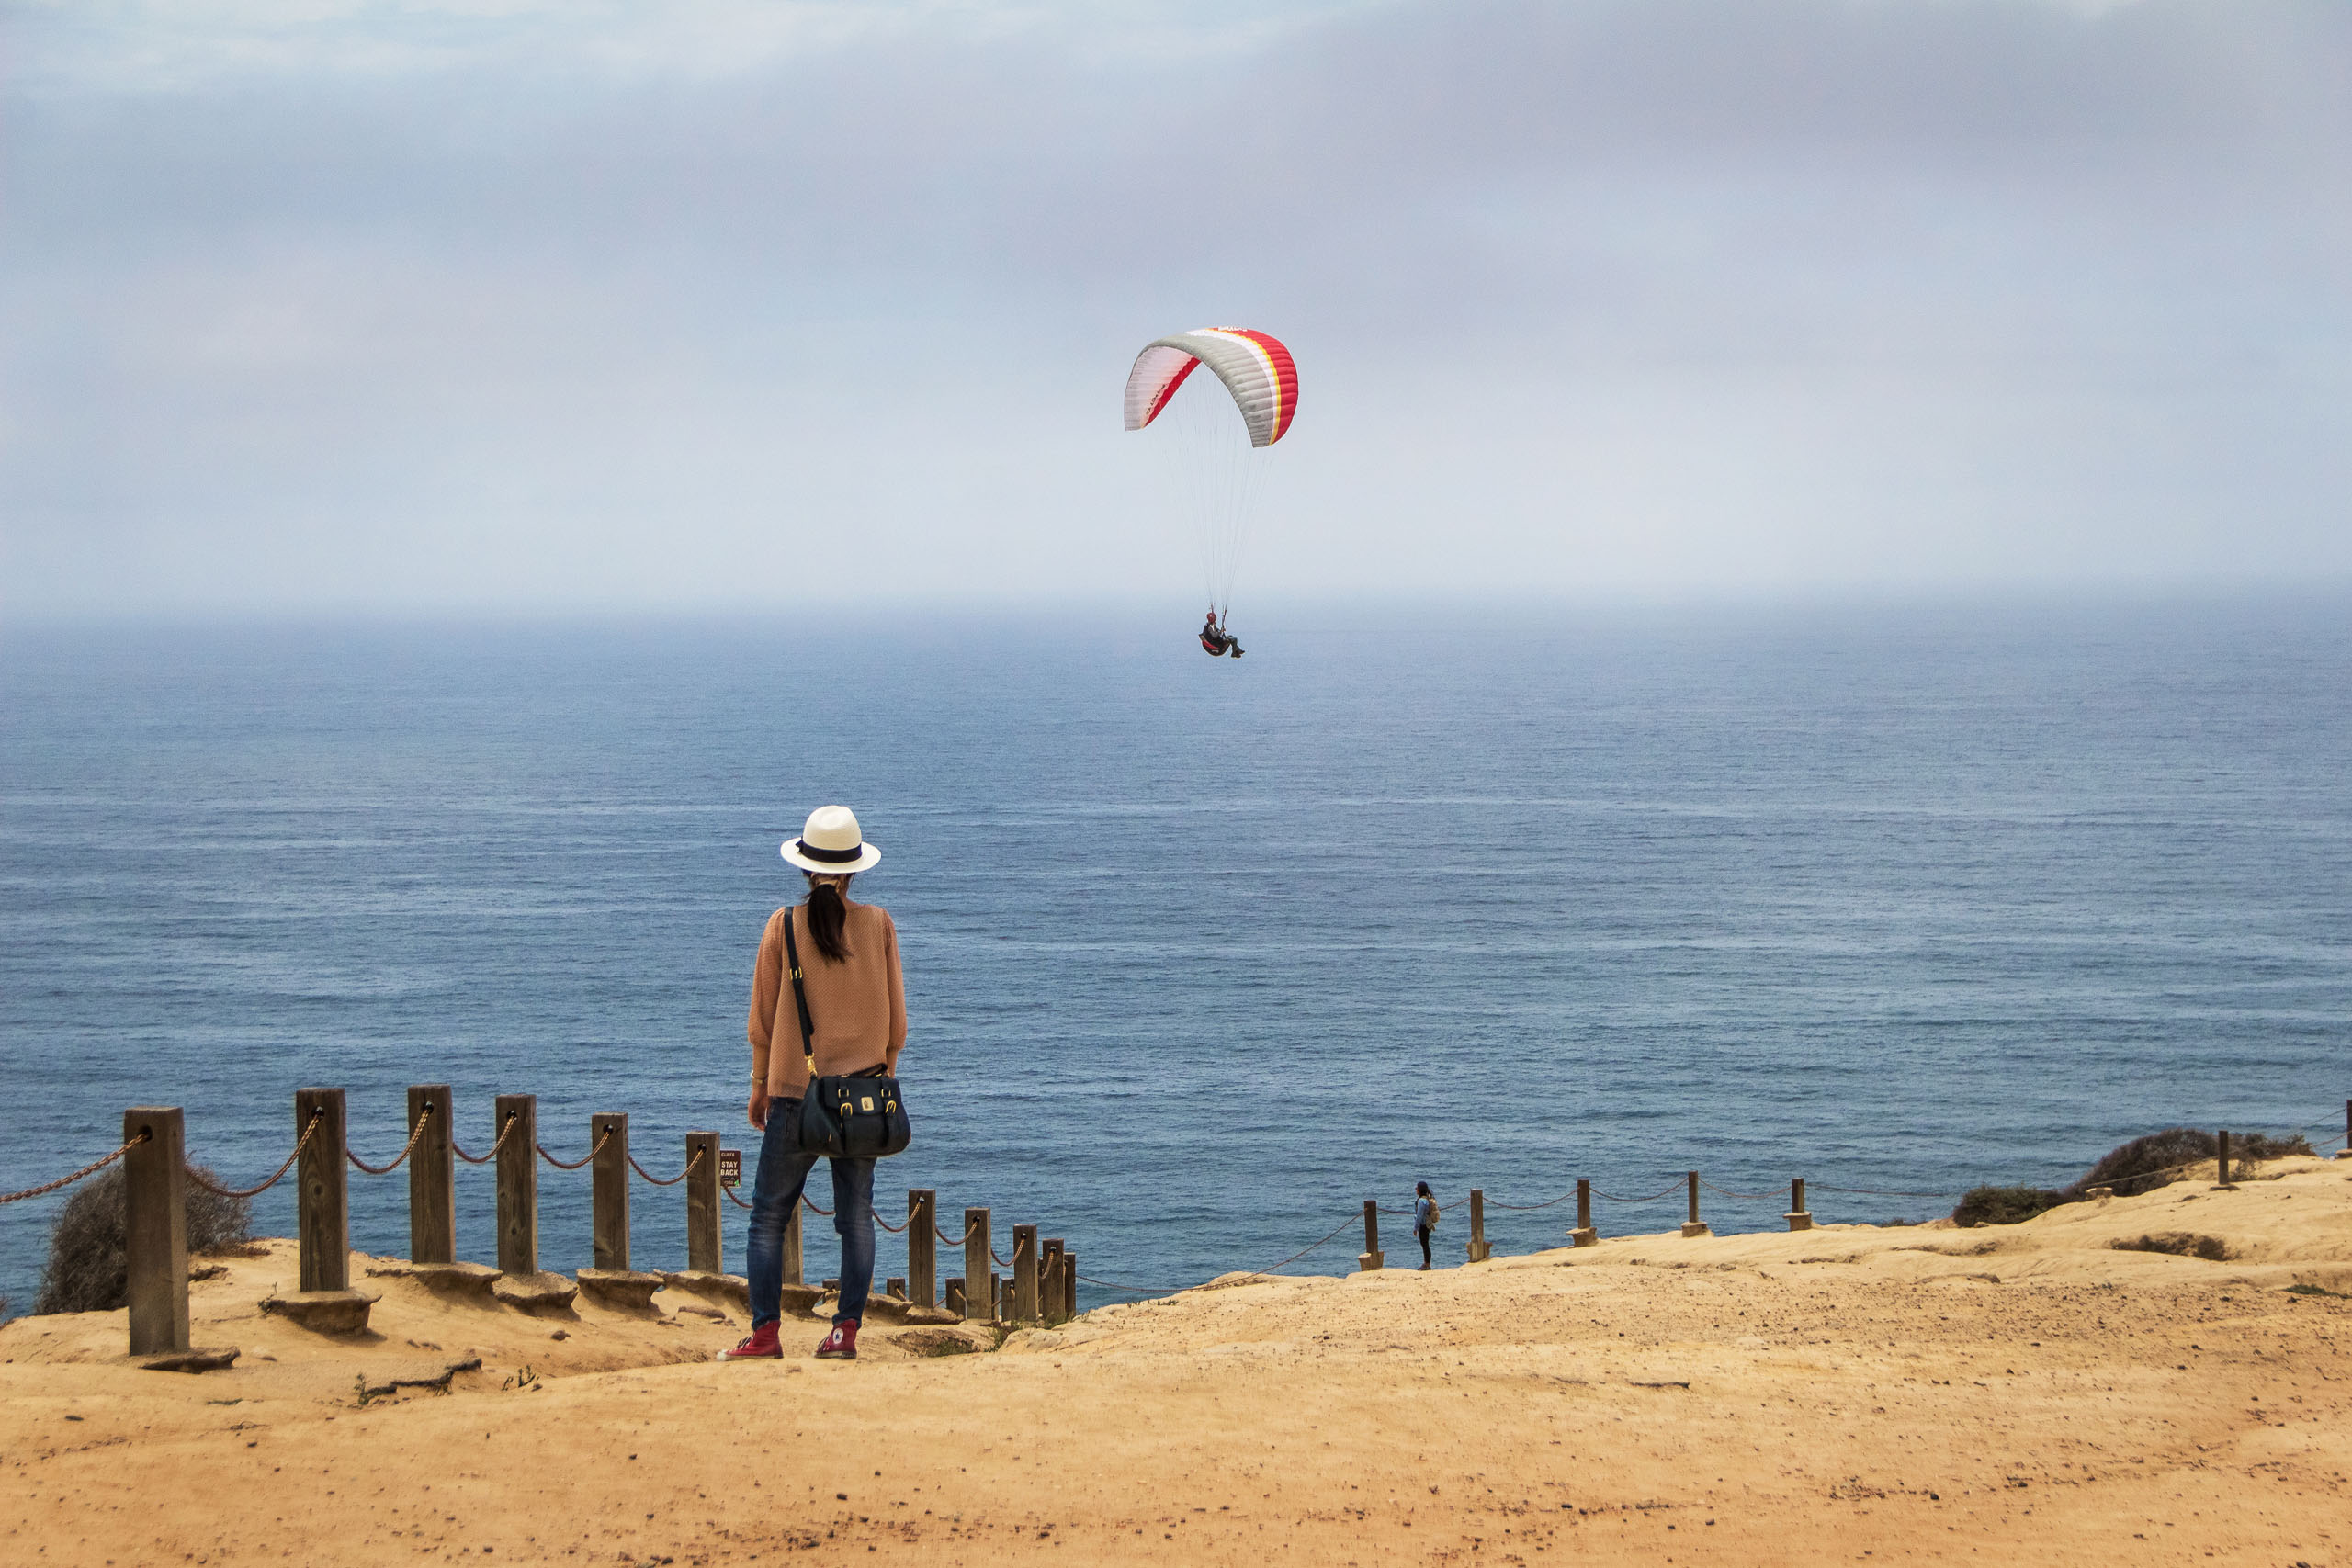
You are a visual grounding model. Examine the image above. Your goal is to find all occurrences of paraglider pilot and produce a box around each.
[1200,609,1244,659]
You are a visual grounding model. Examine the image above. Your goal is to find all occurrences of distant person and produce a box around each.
[1199,610,1244,658]
[1414,1181,1439,1269]
[727,806,905,1362]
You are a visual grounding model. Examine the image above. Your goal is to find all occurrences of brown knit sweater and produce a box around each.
[747,899,908,1097]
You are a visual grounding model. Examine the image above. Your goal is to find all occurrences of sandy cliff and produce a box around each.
[5,1157,2348,1565]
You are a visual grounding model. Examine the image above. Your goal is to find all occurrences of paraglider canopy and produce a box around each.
[1126,325,1295,646]
[1124,328,1298,448]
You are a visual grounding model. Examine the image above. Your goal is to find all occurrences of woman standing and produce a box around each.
[726,806,907,1361]
[1413,1181,1439,1270]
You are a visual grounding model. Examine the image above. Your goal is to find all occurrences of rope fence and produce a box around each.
[628,1146,703,1187]
[1485,1188,1580,1212]
[534,1125,613,1172]
[0,1132,150,1205]
[1698,1176,1790,1201]
[14,1086,2345,1364]
[347,1105,432,1177]
[1593,1178,1687,1204]
[452,1111,521,1166]
[186,1111,322,1200]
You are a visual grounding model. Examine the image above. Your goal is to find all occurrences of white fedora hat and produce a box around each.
[781,805,882,874]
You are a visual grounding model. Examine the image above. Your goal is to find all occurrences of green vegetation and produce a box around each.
[1951,1125,2319,1227]
[2075,1127,2311,1199]
[1952,1186,2068,1228]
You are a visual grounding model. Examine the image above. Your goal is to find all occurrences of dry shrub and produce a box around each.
[2112,1232,2231,1262]
[2072,1129,2217,1198]
[1952,1186,2068,1228]
[32,1166,252,1315]
[2233,1131,2317,1164]
[2072,1127,2314,1199]
[1952,1124,2322,1225]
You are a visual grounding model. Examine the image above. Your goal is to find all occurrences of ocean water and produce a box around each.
[4,598,2348,1314]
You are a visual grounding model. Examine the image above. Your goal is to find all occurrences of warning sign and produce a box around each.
[718,1149,741,1189]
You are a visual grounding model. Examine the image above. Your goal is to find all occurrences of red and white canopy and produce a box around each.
[1123,328,1299,448]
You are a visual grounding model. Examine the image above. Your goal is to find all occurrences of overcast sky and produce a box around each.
[3,0,2346,619]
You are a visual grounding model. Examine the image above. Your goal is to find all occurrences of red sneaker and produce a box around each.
[813,1320,859,1359]
[723,1322,781,1359]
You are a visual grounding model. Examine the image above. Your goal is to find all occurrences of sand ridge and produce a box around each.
[4,1157,2349,1564]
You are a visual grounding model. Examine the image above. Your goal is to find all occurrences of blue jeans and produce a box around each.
[745,1101,876,1328]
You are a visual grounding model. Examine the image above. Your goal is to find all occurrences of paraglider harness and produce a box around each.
[1200,613,1243,658]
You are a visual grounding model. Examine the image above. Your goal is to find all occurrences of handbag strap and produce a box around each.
[781,908,818,1079]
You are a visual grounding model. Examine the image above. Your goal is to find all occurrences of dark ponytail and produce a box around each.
[805,875,854,963]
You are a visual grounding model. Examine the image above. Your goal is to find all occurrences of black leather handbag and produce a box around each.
[783,913,911,1159]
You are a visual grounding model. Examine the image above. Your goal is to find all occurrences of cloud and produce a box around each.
[4,0,2347,617]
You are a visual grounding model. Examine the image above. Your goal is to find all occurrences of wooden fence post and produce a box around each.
[1681,1170,1709,1237]
[1571,1179,1597,1247]
[1040,1238,1065,1324]
[1012,1224,1039,1324]
[407,1085,454,1265]
[783,1200,803,1286]
[2216,1129,2234,1189]
[495,1094,537,1274]
[685,1131,721,1274]
[591,1113,630,1270]
[945,1278,967,1317]
[1785,1177,1813,1232]
[296,1088,351,1292]
[1466,1189,1491,1263]
[1357,1199,1383,1271]
[1062,1250,1078,1319]
[123,1107,188,1357]
[908,1189,936,1308]
[2341,1099,2351,1160]
[964,1208,991,1323]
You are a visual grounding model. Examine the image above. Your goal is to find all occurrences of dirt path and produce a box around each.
[6,1159,2349,1564]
